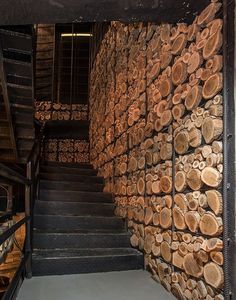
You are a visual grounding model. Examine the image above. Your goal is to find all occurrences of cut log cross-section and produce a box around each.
[202,117,223,144]
[203,262,224,289]
[199,212,222,236]
[174,131,189,154]
[205,189,222,215]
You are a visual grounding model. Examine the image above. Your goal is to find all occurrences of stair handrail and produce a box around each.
[0,121,45,299]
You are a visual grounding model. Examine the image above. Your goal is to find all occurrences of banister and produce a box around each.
[0,164,30,185]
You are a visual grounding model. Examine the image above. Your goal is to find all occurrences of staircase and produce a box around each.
[0,26,35,163]
[32,161,143,276]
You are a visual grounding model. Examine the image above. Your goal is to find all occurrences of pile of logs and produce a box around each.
[0,214,25,284]
[44,139,89,163]
[35,101,88,121]
[89,1,224,298]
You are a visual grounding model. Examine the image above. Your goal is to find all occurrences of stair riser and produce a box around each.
[40,173,103,184]
[40,180,104,192]
[35,201,115,216]
[44,162,93,169]
[41,166,97,176]
[34,215,125,231]
[32,255,143,276]
[33,234,130,249]
[39,190,113,203]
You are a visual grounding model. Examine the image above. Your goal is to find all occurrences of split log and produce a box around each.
[130,234,139,247]
[211,140,223,154]
[188,127,202,148]
[210,251,223,265]
[172,61,187,85]
[197,3,221,26]
[151,181,161,194]
[202,73,223,99]
[171,33,187,55]
[203,30,222,60]
[159,79,172,98]
[201,167,222,187]
[174,131,189,154]
[172,251,184,269]
[172,104,185,120]
[205,190,222,215]
[160,110,172,127]
[173,206,186,230]
[175,171,187,192]
[183,253,204,278]
[202,145,212,158]
[152,244,161,256]
[144,234,155,254]
[144,207,154,225]
[153,213,160,226]
[171,284,185,300]
[185,211,200,232]
[160,207,172,229]
[187,169,202,190]
[160,143,172,161]
[137,177,145,195]
[201,238,223,252]
[203,262,224,289]
[174,193,188,213]
[187,51,202,74]
[187,24,199,41]
[202,117,223,144]
[161,241,172,262]
[160,176,172,194]
[185,85,202,111]
[199,212,222,236]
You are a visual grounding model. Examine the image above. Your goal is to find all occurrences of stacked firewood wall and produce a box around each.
[44,139,89,163]
[35,101,89,163]
[35,101,88,121]
[90,1,224,299]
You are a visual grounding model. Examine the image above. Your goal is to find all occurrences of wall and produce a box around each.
[89,1,224,299]
[35,101,89,163]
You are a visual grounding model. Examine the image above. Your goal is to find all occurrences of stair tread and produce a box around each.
[40,173,102,181]
[39,189,113,203]
[35,214,121,219]
[33,248,141,258]
[33,229,128,234]
[43,161,93,169]
[36,200,114,206]
[40,166,97,175]
[3,57,31,66]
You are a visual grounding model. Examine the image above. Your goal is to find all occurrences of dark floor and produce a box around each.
[17,270,176,300]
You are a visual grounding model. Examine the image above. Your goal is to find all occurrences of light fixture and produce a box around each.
[61,33,92,37]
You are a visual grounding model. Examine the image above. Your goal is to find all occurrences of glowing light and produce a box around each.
[61,33,92,37]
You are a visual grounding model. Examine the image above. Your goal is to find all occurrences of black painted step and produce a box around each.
[39,189,113,203]
[33,230,130,249]
[43,161,93,169]
[34,215,124,231]
[32,248,143,276]
[16,127,34,139]
[34,200,115,216]
[0,138,12,149]
[40,172,103,184]
[40,165,97,176]
[40,179,104,192]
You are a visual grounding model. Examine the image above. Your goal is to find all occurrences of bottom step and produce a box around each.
[32,248,143,276]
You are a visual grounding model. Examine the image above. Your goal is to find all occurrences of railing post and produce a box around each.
[25,161,32,278]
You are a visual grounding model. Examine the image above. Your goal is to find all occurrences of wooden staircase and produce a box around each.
[0,26,35,163]
[32,162,143,276]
